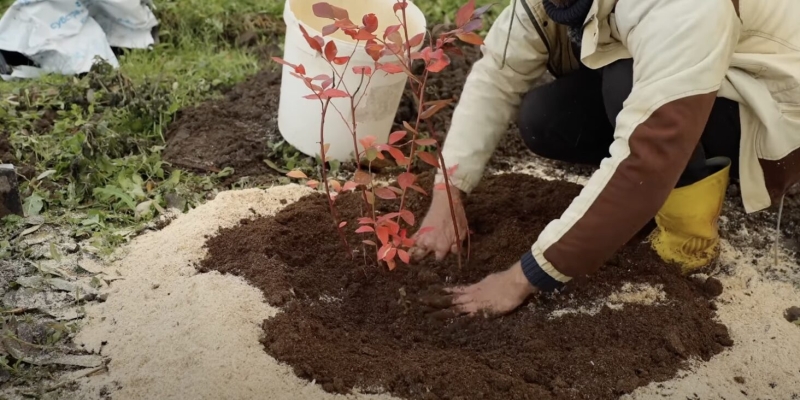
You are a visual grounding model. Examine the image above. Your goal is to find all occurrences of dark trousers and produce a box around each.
[517,59,741,187]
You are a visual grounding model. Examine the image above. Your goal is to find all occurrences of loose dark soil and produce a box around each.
[163,69,283,179]
[200,173,731,400]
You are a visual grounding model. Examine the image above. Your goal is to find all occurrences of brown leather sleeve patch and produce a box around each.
[542,92,718,277]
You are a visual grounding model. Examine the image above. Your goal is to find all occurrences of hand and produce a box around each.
[447,262,537,316]
[410,186,468,261]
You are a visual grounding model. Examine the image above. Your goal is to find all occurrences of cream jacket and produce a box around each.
[437,0,800,286]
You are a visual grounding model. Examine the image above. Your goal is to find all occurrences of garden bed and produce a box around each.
[200,173,731,400]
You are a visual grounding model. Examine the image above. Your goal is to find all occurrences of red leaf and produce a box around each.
[335,18,358,30]
[365,40,384,61]
[355,226,375,233]
[359,135,377,150]
[386,258,397,271]
[299,25,323,53]
[462,18,482,33]
[455,0,476,28]
[473,4,492,18]
[407,32,424,48]
[384,24,401,39]
[295,64,306,75]
[418,152,440,168]
[420,99,453,120]
[393,1,408,12]
[427,53,451,73]
[343,181,358,192]
[339,221,348,228]
[333,56,350,65]
[399,209,415,225]
[353,66,372,75]
[377,226,390,245]
[362,13,379,33]
[350,29,377,41]
[402,120,418,133]
[363,240,377,246]
[389,131,407,144]
[321,78,333,89]
[378,212,400,222]
[322,24,339,36]
[324,41,338,61]
[375,187,398,200]
[378,243,394,259]
[398,249,410,264]
[322,88,349,98]
[409,184,427,195]
[388,186,403,195]
[354,170,371,185]
[456,32,484,46]
[303,93,321,100]
[387,147,407,165]
[386,220,401,235]
[378,63,404,74]
[358,217,375,225]
[416,227,435,237]
[397,172,415,189]
[446,163,459,176]
[415,138,437,146]
[306,179,320,189]
[271,56,295,68]
[329,180,342,192]
[312,2,348,19]
[287,170,308,179]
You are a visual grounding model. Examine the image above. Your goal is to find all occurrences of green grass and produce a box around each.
[0,0,495,256]
[0,0,273,254]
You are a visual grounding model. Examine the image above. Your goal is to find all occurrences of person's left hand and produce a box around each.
[446,262,538,316]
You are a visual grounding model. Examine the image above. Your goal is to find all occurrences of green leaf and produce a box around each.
[23,194,45,217]
[93,186,137,211]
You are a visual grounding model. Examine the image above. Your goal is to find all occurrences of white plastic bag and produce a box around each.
[0,0,159,79]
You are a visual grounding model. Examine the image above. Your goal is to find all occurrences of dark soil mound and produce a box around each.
[200,173,731,400]
[163,70,282,178]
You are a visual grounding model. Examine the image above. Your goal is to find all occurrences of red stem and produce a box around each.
[319,99,352,257]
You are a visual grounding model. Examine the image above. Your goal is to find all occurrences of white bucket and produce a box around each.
[278,0,427,161]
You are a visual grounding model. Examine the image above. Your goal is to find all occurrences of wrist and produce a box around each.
[509,262,537,297]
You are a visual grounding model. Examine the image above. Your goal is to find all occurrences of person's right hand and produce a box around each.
[410,186,468,261]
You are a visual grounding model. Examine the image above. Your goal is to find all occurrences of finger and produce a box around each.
[450,243,460,255]
[410,246,430,262]
[451,301,479,316]
[450,293,473,306]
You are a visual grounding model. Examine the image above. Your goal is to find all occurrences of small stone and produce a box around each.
[703,277,724,297]
[151,283,160,290]
[734,376,746,384]
[784,306,800,323]
[97,293,109,302]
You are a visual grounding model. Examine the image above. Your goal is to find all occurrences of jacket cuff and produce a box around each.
[520,250,565,292]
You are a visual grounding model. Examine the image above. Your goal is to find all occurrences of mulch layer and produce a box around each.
[200,173,732,400]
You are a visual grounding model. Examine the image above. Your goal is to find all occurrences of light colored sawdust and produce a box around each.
[72,185,398,400]
[625,239,800,399]
[547,282,667,319]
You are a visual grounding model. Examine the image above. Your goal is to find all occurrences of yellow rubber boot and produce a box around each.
[650,157,731,274]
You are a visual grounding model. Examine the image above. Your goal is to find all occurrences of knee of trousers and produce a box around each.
[516,89,563,160]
